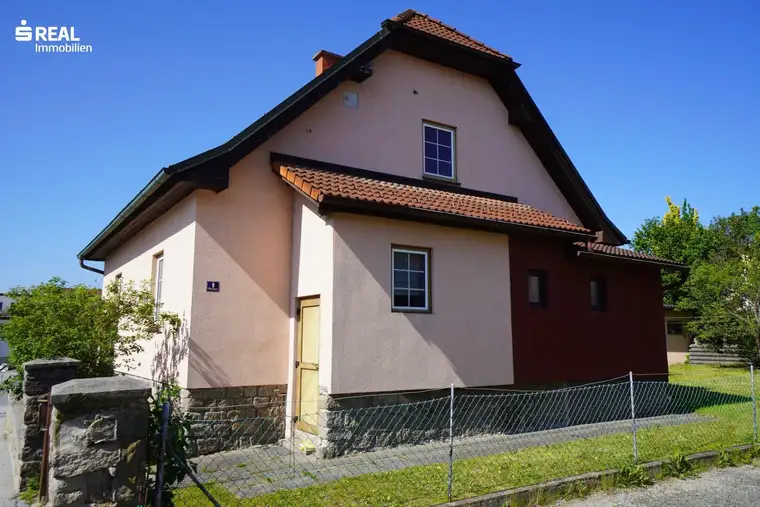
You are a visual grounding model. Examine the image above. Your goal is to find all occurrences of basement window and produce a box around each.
[392,247,431,312]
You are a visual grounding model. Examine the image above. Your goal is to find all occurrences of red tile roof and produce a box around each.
[390,9,511,61]
[277,162,591,235]
[574,242,683,266]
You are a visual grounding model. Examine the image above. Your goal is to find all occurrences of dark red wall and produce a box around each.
[509,235,668,385]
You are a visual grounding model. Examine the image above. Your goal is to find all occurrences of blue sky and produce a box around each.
[2,0,758,290]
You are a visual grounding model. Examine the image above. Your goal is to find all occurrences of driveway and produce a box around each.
[559,465,760,507]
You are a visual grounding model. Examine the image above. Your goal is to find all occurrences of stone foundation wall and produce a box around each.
[316,379,684,459]
[48,376,150,507]
[184,384,287,456]
[17,358,80,489]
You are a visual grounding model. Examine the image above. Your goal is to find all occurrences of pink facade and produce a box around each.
[102,47,601,393]
[276,51,581,226]
[330,213,513,393]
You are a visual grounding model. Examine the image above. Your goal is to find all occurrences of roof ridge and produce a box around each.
[390,9,510,59]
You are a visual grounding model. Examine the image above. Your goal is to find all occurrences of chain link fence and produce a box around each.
[160,366,760,506]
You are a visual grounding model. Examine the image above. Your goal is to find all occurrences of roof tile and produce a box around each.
[278,163,591,235]
[390,9,511,60]
[574,242,683,266]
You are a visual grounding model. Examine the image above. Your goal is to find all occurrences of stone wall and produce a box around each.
[47,376,150,507]
[184,384,287,455]
[314,380,683,459]
[17,358,80,489]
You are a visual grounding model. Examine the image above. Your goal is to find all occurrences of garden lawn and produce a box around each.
[175,364,759,506]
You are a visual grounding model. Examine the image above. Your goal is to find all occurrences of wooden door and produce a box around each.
[295,297,320,433]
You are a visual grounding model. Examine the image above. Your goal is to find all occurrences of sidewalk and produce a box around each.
[0,389,18,507]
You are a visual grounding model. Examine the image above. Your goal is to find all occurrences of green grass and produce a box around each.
[176,364,760,506]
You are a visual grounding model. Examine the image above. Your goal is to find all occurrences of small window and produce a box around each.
[423,122,455,180]
[0,302,3,311]
[392,247,430,312]
[667,321,685,335]
[528,270,548,308]
[153,254,164,318]
[590,277,607,311]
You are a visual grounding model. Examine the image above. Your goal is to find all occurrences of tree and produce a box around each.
[682,207,760,361]
[0,277,179,396]
[632,197,714,306]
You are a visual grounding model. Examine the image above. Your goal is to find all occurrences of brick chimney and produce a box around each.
[313,50,342,76]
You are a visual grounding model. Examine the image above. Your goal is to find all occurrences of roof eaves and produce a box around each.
[167,28,391,176]
[576,249,687,270]
[318,194,595,240]
[77,167,171,260]
[506,74,627,245]
[79,28,392,261]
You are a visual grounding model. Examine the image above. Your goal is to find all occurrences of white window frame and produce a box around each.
[422,122,456,180]
[153,253,164,318]
[391,247,430,312]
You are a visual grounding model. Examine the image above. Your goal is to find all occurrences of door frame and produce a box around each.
[295,296,320,434]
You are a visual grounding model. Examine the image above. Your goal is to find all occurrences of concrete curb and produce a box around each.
[438,445,756,506]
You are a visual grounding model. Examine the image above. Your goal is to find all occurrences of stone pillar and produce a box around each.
[47,376,150,507]
[19,358,80,489]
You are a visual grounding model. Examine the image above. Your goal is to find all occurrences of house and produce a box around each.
[78,10,683,455]
[0,294,14,363]
[664,304,692,365]
[664,305,744,366]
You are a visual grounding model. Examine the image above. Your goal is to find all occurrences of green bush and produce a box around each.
[0,277,179,397]
[147,384,196,507]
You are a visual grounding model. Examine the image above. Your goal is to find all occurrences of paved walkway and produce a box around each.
[185,412,707,499]
[559,465,760,506]
[0,388,19,507]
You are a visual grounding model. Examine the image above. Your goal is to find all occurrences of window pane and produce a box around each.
[424,125,437,143]
[409,290,426,308]
[425,142,438,159]
[394,289,409,308]
[410,271,425,289]
[438,145,452,163]
[590,280,599,307]
[394,269,409,289]
[528,275,540,304]
[424,158,438,175]
[409,253,426,270]
[393,251,408,270]
[438,161,452,178]
[437,129,452,146]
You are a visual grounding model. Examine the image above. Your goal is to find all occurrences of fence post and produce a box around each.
[628,371,638,463]
[448,383,454,502]
[751,364,758,444]
[154,401,171,507]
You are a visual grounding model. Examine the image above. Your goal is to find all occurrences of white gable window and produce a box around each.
[392,247,431,312]
[423,122,455,180]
